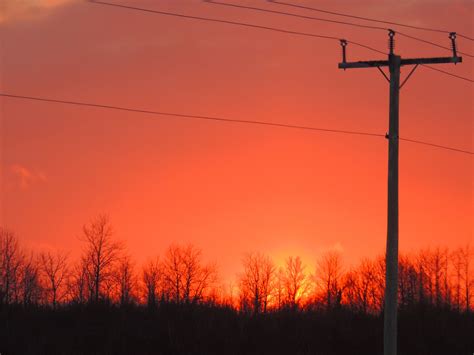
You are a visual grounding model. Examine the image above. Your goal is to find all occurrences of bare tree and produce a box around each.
[460,244,472,312]
[452,247,464,311]
[0,228,23,305]
[344,258,381,314]
[275,267,284,310]
[282,256,309,309]
[20,252,41,306]
[315,250,344,309]
[343,268,359,311]
[260,257,274,313]
[442,247,451,307]
[181,245,209,303]
[398,254,418,309]
[40,251,69,308]
[373,255,386,312]
[430,247,446,307]
[417,247,452,308]
[163,244,183,304]
[415,249,429,305]
[80,215,123,303]
[162,244,217,304]
[142,257,163,308]
[239,252,275,315]
[68,258,91,305]
[115,255,137,306]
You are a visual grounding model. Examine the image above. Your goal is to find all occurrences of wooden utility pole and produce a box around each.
[338,30,462,355]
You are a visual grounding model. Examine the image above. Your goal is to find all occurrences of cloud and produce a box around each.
[10,164,47,189]
[1,0,74,24]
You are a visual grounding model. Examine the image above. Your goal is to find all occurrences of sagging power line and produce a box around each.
[0,93,383,137]
[88,1,474,83]
[88,0,385,54]
[397,31,473,58]
[1,93,472,156]
[207,1,474,85]
[422,65,474,83]
[206,0,387,31]
[207,1,474,58]
[269,0,474,41]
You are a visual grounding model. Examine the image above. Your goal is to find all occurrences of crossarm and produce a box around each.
[338,60,389,69]
[338,56,462,70]
[401,56,462,65]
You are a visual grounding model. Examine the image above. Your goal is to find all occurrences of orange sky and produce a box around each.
[1,0,472,281]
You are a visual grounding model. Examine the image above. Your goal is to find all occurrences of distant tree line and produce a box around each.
[1,214,472,314]
[1,215,473,355]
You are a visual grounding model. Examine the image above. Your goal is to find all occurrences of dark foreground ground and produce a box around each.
[1,304,473,355]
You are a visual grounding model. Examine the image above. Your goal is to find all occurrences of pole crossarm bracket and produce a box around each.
[377,66,390,83]
[338,56,462,70]
[399,64,418,89]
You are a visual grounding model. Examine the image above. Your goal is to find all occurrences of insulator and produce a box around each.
[449,32,458,58]
[388,29,395,54]
[340,39,347,66]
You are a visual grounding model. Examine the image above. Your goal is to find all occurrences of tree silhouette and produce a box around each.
[282,256,309,309]
[344,258,382,314]
[0,228,22,305]
[398,254,417,309]
[430,247,447,307]
[19,252,41,306]
[239,252,275,315]
[142,257,163,308]
[69,257,90,304]
[40,251,69,308]
[315,250,344,310]
[115,254,137,305]
[162,244,217,305]
[80,215,123,303]
[460,244,472,312]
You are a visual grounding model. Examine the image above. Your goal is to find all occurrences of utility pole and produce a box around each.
[338,31,462,355]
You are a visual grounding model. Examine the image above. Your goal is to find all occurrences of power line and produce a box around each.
[399,137,473,155]
[206,0,387,31]
[88,1,473,83]
[1,93,472,155]
[269,0,474,42]
[89,0,386,55]
[204,0,384,55]
[421,65,474,83]
[0,93,383,137]
[458,33,474,42]
[206,2,474,81]
[88,0,389,55]
[397,31,473,58]
[88,0,337,41]
[206,1,474,58]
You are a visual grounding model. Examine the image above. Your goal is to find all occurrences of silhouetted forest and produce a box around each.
[1,215,473,355]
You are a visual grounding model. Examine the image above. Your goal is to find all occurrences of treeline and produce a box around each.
[0,215,472,313]
[1,215,473,355]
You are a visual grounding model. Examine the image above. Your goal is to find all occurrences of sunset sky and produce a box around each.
[1,0,472,281]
